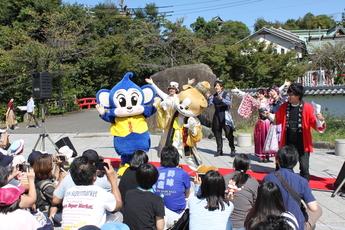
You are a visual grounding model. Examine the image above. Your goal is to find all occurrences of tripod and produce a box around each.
[33,101,59,152]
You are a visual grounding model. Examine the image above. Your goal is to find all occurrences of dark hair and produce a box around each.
[214,80,224,88]
[34,154,53,180]
[256,89,267,96]
[245,181,286,230]
[277,146,298,169]
[70,156,97,185]
[232,154,251,188]
[287,83,304,100]
[0,166,9,187]
[136,163,158,189]
[129,150,148,170]
[253,215,293,230]
[160,145,179,167]
[0,197,20,214]
[198,170,229,211]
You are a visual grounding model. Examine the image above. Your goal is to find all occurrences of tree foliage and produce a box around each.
[309,41,345,84]
[254,12,336,31]
[0,0,335,118]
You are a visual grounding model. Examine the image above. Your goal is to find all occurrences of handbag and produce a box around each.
[263,124,279,153]
[274,172,309,222]
[167,209,189,230]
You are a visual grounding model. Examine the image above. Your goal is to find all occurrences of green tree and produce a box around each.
[309,41,345,84]
[221,41,307,88]
[254,17,272,31]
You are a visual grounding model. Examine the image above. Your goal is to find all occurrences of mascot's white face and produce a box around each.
[113,88,144,117]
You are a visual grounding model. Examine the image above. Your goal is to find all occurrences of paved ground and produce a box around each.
[3,109,345,230]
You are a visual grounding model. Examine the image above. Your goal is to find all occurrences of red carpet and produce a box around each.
[105,158,336,191]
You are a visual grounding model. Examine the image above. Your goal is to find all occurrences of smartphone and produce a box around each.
[18,164,30,172]
[58,155,66,162]
[95,162,109,171]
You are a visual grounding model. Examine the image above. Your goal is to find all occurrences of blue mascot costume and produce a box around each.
[96,72,156,164]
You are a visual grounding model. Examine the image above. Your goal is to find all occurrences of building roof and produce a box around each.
[237,85,345,97]
[236,27,306,50]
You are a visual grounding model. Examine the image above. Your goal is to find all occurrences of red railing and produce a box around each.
[76,97,97,109]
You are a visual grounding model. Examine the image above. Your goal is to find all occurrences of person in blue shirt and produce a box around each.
[153,145,191,229]
[263,145,322,230]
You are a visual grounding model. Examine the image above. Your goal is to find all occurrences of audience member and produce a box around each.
[0,180,40,229]
[244,181,299,230]
[33,154,57,217]
[224,153,259,230]
[153,145,191,229]
[119,149,148,202]
[54,156,122,229]
[189,170,234,230]
[9,139,25,166]
[123,163,165,230]
[0,165,37,209]
[53,149,111,201]
[263,146,322,230]
[253,215,293,230]
[0,129,10,154]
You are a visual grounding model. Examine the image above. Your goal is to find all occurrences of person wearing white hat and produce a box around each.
[9,139,25,167]
[145,77,195,157]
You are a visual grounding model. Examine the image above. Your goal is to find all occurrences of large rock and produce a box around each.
[146,64,257,131]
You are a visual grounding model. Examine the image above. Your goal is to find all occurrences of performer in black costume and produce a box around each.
[207,80,236,157]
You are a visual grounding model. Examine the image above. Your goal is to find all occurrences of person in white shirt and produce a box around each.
[26,96,40,129]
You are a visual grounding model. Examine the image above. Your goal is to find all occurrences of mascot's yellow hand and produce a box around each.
[96,104,105,116]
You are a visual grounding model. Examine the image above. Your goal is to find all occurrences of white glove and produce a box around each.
[96,104,105,116]
[145,77,153,85]
[188,78,195,85]
[184,117,197,135]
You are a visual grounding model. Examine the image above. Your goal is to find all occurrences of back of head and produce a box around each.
[245,181,286,229]
[70,156,97,186]
[233,153,251,187]
[28,151,43,167]
[287,83,304,100]
[34,154,53,180]
[277,146,298,169]
[136,163,158,189]
[160,145,179,167]
[253,215,293,230]
[82,149,100,164]
[129,149,148,170]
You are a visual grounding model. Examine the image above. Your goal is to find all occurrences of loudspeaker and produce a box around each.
[334,161,345,190]
[55,137,78,157]
[32,72,52,99]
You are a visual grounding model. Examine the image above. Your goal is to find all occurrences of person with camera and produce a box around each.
[53,156,122,229]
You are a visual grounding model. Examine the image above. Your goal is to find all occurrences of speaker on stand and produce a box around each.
[32,72,52,99]
[32,72,59,153]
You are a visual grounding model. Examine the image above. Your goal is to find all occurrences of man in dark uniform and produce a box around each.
[208,80,236,157]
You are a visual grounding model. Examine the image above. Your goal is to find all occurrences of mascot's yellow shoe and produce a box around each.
[117,163,130,176]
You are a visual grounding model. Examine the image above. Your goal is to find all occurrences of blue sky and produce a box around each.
[65,0,344,31]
